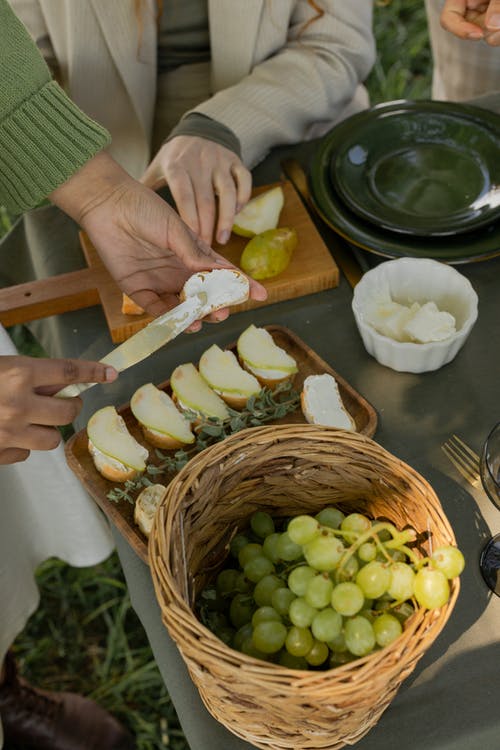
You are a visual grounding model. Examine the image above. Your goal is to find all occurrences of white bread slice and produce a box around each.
[87,406,148,482]
[199,344,261,409]
[237,324,298,388]
[134,483,167,537]
[130,383,195,449]
[301,374,355,431]
[170,362,230,420]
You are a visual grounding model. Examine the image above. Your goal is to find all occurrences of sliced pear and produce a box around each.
[232,186,285,237]
[240,227,297,280]
[199,344,261,407]
[170,363,230,420]
[130,383,195,447]
[181,269,249,312]
[134,483,167,537]
[301,374,355,431]
[237,325,298,374]
[87,406,148,473]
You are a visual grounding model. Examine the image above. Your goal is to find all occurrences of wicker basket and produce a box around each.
[149,425,459,750]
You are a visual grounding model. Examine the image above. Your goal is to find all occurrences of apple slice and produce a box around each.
[199,344,262,408]
[87,406,148,482]
[232,186,285,237]
[170,363,230,420]
[130,383,195,449]
[237,324,298,387]
[301,374,355,431]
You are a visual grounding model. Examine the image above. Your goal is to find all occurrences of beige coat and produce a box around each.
[11,0,375,176]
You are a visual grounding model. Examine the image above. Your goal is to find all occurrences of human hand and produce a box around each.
[441,0,500,44]
[50,152,266,323]
[0,356,117,465]
[141,136,252,247]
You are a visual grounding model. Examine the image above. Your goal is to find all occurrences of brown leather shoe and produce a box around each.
[0,653,135,750]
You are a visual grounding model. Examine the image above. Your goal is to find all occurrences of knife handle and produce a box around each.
[55,381,97,399]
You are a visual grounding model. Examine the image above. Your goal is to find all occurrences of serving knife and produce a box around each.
[55,292,208,398]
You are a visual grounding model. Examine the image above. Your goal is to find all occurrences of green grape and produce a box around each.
[413,568,450,609]
[358,607,376,623]
[238,542,263,568]
[216,625,236,646]
[304,573,334,609]
[276,532,303,561]
[311,608,342,642]
[305,639,329,666]
[287,515,320,545]
[230,534,249,559]
[229,594,255,629]
[288,565,317,596]
[327,632,347,653]
[252,621,287,654]
[373,613,402,648]
[388,562,415,601]
[356,561,391,598]
[315,507,345,529]
[303,535,344,572]
[389,549,407,563]
[250,511,275,539]
[234,572,252,594]
[341,513,372,535]
[334,555,359,583]
[233,622,253,651]
[216,569,239,596]
[358,542,377,562]
[241,636,269,660]
[262,533,282,563]
[285,626,314,657]
[289,597,317,628]
[329,650,356,667]
[344,615,376,656]
[392,601,415,623]
[279,651,308,670]
[375,523,396,542]
[431,546,465,579]
[244,555,275,583]
[330,582,364,616]
[271,587,296,616]
[251,606,281,628]
[253,574,283,607]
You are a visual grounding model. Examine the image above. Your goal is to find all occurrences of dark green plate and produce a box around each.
[310,101,500,263]
[331,101,500,237]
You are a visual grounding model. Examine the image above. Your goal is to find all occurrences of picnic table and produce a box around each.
[2,136,500,750]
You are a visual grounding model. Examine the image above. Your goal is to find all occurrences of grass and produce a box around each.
[5,4,432,749]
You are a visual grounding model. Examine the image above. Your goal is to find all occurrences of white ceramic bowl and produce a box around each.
[351,258,478,373]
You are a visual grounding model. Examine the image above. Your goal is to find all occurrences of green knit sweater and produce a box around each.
[0,0,111,216]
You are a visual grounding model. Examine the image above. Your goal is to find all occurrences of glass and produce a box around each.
[479,421,500,596]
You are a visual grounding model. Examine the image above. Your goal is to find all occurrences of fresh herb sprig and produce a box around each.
[107,382,300,504]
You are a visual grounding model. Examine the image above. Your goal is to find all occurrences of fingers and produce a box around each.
[140,161,165,191]
[441,0,485,37]
[0,448,30,465]
[26,357,117,388]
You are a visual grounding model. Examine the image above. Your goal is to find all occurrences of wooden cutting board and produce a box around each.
[0,181,339,342]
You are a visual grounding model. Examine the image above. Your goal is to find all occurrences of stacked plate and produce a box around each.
[310,100,500,264]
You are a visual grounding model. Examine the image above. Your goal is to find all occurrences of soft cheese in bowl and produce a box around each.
[352,258,478,373]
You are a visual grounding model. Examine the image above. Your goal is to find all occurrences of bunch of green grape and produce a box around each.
[196,508,464,670]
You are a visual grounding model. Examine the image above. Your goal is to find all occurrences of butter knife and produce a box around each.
[55,291,207,398]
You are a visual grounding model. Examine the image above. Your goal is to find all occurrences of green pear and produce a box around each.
[237,324,298,374]
[130,383,195,444]
[87,406,148,471]
[240,227,297,280]
[170,363,230,420]
[199,345,261,400]
[232,186,285,237]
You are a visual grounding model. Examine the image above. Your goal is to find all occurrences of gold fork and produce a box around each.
[442,435,481,487]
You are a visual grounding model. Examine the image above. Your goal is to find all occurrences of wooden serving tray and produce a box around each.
[0,181,339,342]
[65,326,377,564]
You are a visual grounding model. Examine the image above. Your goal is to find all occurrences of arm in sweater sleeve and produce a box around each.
[191,0,375,167]
[0,0,110,216]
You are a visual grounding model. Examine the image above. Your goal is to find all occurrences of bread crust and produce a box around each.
[88,440,141,483]
[141,425,192,450]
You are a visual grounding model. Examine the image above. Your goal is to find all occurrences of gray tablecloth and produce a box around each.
[2,138,499,750]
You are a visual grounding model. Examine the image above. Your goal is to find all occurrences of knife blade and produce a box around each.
[55,291,207,398]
